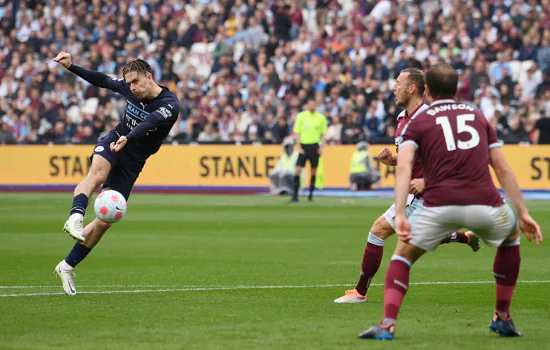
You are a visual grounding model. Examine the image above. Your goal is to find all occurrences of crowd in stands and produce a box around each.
[1,0,550,146]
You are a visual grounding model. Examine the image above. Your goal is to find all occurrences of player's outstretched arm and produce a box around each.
[489,147,528,215]
[319,134,326,154]
[292,114,303,154]
[394,144,416,242]
[489,147,543,245]
[319,115,328,154]
[53,52,125,93]
[293,133,303,154]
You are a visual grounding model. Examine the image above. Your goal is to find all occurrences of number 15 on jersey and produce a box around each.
[436,114,481,151]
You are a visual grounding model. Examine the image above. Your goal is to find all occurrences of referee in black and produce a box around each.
[291,98,328,202]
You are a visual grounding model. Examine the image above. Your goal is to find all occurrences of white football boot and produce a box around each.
[54,261,77,296]
[63,213,85,242]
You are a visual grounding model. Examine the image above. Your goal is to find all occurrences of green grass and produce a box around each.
[0,193,548,350]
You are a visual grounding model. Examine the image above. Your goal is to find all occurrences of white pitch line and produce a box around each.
[0,280,549,298]
[0,284,352,297]
[0,285,178,289]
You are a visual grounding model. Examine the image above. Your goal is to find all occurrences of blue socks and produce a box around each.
[70,193,88,216]
[64,242,92,267]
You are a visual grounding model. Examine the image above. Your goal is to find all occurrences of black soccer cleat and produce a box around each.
[358,323,395,340]
[489,311,522,337]
[466,231,481,252]
[288,198,299,203]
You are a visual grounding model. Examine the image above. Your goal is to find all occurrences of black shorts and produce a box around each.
[90,130,146,200]
[296,143,320,168]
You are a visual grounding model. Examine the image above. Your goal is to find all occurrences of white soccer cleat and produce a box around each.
[63,213,85,242]
[334,289,368,303]
[54,261,77,296]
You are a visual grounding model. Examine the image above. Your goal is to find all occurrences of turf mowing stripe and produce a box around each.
[1,280,549,297]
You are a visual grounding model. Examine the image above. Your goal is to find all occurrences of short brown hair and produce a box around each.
[122,58,153,79]
[425,63,458,99]
[401,68,425,96]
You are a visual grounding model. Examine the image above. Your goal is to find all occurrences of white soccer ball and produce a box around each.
[94,190,127,223]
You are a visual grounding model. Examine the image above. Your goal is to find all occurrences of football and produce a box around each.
[94,190,127,223]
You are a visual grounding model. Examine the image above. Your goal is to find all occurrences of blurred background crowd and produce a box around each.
[1,0,550,146]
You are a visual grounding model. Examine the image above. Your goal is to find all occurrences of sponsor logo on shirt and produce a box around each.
[125,101,150,129]
[158,106,172,119]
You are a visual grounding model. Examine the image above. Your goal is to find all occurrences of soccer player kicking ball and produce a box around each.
[52,52,180,295]
[335,68,480,304]
[359,64,542,340]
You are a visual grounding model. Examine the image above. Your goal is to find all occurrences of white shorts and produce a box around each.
[383,194,421,230]
[408,202,518,251]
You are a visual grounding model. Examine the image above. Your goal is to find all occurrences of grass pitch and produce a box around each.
[0,193,549,349]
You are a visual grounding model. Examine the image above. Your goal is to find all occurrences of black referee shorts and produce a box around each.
[296,143,320,168]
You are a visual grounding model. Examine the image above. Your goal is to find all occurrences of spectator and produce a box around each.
[246,17,265,53]
[470,60,491,95]
[263,112,280,143]
[341,113,363,144]
[490,53,512,83]
[536,69,550,98]
[326,116,342,145]
[277,115,290,141]
[274,4,291,43]
[244,115,264,141]
[519,62,543,100]
[501,115,530,144]
[0,121,16,144]
[533,113,550,145]
[198,122,220,142]
[537,37,550,71]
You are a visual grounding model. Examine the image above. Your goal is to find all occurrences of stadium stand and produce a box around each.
[1,0,550,145]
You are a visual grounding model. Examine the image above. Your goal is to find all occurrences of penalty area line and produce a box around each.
[0,280,549,297]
